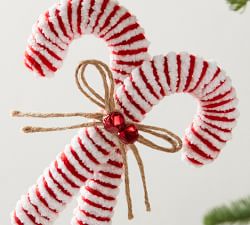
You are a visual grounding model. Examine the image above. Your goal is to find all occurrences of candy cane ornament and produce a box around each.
[116,52,239,166]
[25,0,150,83]
[13,0,150,224]
[12,0,239,224]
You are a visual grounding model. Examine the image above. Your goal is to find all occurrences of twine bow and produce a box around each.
[12,60,183,220]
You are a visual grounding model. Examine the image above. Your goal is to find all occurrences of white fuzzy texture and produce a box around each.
[15,200,34,225]
[79,129,102,164]
[201,90,236,109]
[49,160,78,196]
[56,156,84,187]
[28,185,57,221]
[28,37,62,69]
[178,52,191,93]
[48,5,71,44]
[113,52,150,64]
[202,70,227,97]
[31,25,66,56]
[64,145,93,179]
[78,197,115,218]
[43,168,71,204]
[93,172,122,187]
[202,109,239,120]
[182,144,213,165]
[187,56,204,92]
[80,187,117,209]
[185,127,219,159]
[116,84,145,121]
[203,98,238,112]
[71,134,98,171]
[199,113,237,130]
[192,123,226,150]
[37,176,65,212]
[201,77,232,101]
[93,1,116,35]
[73,208,111,225]
[194,116,233,141]
[59,1,74,38]
[166,52,178,93]
[25,47,53,77]
[153,55,171,95]
[193,62,218,98]
[107,27,145,47]
[38,11,68,49]
[104,16,138,40]
[87,127,119,152]
[141,59,163,99]
[71,0,81,38]
[124,78,152,113]
[113,39,150,51]
[132,67,159,106]
[89,179,120,198]
[86,1,103,34]
[20,195,51,225]
[99,6,127,38]
[111,61,138,74]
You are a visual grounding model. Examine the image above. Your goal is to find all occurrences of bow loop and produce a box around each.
[137,124,183,153]
[75,60,116,113]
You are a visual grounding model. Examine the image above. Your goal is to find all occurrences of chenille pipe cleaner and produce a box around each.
[24,0,150,84]
[115,53,239,166]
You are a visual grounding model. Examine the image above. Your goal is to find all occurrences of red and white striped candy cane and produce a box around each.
[25,0,150,83]
[115,52,239,166]
[11,126,124,225]
[12,0,149,224]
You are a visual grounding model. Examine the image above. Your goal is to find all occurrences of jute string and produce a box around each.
[12,59,182,220]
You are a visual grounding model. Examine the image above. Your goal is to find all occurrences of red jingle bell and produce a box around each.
[118,124,139,144]
[103,112,126,133]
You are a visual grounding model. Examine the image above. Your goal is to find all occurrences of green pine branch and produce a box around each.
[203,197,250,225]
[227,0,249,11]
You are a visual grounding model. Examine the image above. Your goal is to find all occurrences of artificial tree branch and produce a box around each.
[204,196,250,225]
[227,0,249,11]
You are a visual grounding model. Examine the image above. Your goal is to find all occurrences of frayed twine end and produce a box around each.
[11,110,22,117]
[22,126,35,133]
[128,213,134,220]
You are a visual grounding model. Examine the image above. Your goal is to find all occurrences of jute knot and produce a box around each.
[12,59,182,220]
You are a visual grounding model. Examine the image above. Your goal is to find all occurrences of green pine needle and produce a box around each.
[227,0,249,11]
[204,197,250,225]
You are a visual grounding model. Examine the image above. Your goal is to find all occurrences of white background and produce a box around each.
[1,0,250,224]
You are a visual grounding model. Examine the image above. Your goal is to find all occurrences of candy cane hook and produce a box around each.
[116,52,239,166]
[25,0,150,83]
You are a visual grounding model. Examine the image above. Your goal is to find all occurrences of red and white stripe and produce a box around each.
[24,0,150,83]
[115,52,239,166]
[72,148,123,225]
[11,126,123,225]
